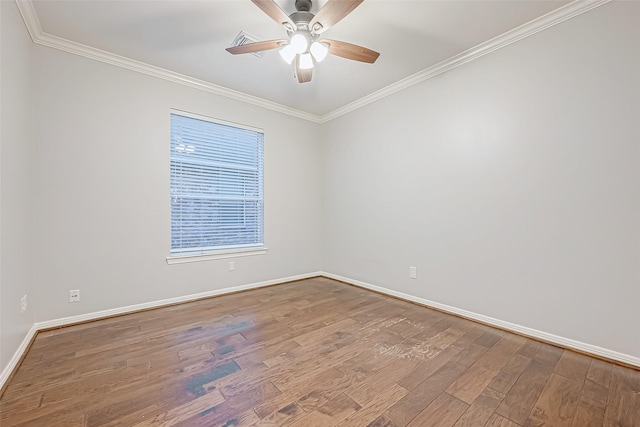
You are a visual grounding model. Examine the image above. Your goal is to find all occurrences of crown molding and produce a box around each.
[14,0,41,42]
[319,0,612,123]
[16,0,610,124]
[37,33,323,123]
[14,1,323,123]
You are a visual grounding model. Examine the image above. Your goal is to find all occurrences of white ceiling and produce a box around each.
[29,0,573,118]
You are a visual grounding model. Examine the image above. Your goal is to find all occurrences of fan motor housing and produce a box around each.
[289,11,314,29]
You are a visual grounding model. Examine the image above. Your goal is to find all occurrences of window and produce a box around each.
[169,111,264,261]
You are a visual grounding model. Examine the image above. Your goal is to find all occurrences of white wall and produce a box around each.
[31,46,323,322]
[2,0,638,375]
[322,1,640,359]
[0,1,35,371]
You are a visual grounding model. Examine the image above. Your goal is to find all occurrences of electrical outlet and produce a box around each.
[69,289,80,303]
[409,266,417,279]
[21,294,28,313]
[228,261,235,271]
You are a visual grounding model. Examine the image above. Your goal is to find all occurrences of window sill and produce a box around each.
[166,247,268,265]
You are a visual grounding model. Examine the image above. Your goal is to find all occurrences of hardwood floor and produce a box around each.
[1,277,638,426]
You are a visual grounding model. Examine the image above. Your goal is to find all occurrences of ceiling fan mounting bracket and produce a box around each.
[295,0,312,12]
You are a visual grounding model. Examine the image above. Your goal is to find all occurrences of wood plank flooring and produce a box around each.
[1,277,638,426]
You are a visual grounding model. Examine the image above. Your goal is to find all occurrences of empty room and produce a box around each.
[1,0,638,426]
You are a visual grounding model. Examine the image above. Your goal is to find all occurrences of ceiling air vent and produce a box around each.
[230,31,265,58]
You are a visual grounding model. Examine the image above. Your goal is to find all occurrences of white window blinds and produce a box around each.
[170,112,264,256]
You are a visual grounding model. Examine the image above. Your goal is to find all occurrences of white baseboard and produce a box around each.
[2,269,637,393]
[321,272,640,369]
[0,271,322,391]
[35,272,321,330]
[0,324,39,392]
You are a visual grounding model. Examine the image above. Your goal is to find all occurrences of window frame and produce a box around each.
[166,109,267,264]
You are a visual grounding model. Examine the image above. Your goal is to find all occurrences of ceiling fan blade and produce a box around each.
[296,56,313,83]
[251,0,296,30]
[321,39,380,63]
[226,39,286,55]
[309,0,364,34]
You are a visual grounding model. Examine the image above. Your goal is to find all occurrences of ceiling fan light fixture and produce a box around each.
[279,43,297,64]
[310,41,329,62]
[230,0,380,83]
[299,53,314,70]
[290,33,308,54]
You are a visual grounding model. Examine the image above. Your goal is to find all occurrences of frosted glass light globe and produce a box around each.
[299,53,314,70]
[290,34,308,54]
[310,42,329,62]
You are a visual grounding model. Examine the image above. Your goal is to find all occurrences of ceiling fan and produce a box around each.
[226,0,380,83]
